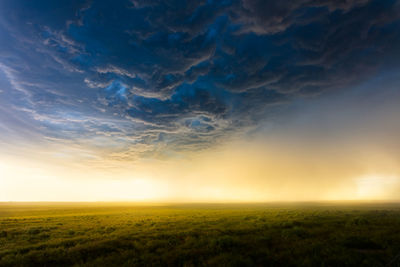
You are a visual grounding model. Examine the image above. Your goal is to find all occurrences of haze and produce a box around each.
[1,0,400,202]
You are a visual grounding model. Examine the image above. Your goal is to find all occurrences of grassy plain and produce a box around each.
[1,202,400,266]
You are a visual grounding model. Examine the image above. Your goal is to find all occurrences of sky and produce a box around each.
[1,0,400,202]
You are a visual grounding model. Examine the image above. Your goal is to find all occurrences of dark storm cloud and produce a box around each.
[0,0,400,159]
[233,0,370,35]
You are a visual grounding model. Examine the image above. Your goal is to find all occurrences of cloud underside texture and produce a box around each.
[0,0,400,160]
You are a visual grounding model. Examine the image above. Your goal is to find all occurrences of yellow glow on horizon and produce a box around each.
[0,157,170,202]
[1,137,400,202]
[356,174,400,199]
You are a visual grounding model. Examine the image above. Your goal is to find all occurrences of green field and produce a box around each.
[1,202,400,266]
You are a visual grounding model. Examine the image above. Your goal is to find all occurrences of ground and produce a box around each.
[1,202,400,266]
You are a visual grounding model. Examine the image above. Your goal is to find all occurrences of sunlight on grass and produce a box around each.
[1,203,400,266]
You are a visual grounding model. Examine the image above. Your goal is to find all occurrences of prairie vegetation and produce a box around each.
[1,202,400,266]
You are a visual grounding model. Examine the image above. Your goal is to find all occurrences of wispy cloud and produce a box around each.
[0,0,399,164]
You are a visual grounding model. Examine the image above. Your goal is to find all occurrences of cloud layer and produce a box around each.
[1,0,400,162]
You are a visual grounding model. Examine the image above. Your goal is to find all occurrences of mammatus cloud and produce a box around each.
[0,0,400,163]
[234,0,370,35]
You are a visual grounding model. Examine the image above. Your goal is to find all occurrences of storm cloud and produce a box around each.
[1,0,400,161]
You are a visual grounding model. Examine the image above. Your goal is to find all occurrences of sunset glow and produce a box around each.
[1,0,400,202]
